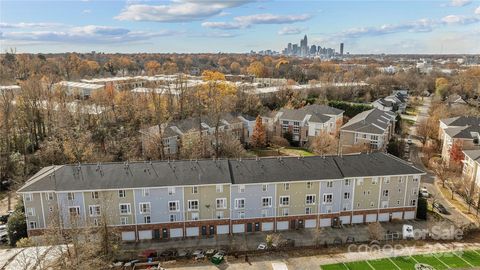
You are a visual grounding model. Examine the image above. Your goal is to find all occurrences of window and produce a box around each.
[381,201,389,208]
[169,201,179,212]
[342,204,349,211]
[93,219,99,226]
[326,181,333,188]
[27,208,35,216]
[89,205,101,217]
[262,197,272,207]
[399,177,404,184]
[216,198,227,209]
[144,216,151,224]
[370,201,375,207]
[345,179,351,186]
[413,176,419,182]
[29,221,37,229]
[383,190,389,197]
[216,185,223,193]
[192,186,198,194]
[142,188,150,197]
[344,192,350,199]
[235,198,245,209]
[305,207,312,215]
[191,212,199,220]
[47,192,54,201]
[216,211,224,219]
[91,192,99,199]
[48,206,53,213]
[67,192,75,201]
[323,194,333,204]
[168,187,175,195]
[305,195,316,205]
[412,189,417,195]
[282,208,289,216]
[120,217,129,225]
[363,190,371,196]
[119,203,131,215]
[118,190,126,198]
[410,199,417,206]
[284,183,290,191]
[357,179,364,185]
[238,185,245,193]
[306,182,312,189]
[170,214,177,222]
[398,188,402,193]
[238,211,245,219]
[69,207,80,217]
[397,200,401,205]
[372,177,378,185]
[261,209,268,217]
[139,202,151,214]
[279,196,290,206]
[25,193,32,202]
[262,184,268,192]
[383,177,390,184]
[188,200,199,211]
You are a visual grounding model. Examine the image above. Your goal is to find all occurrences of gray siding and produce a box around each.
[231,183,276,219]
[134,187,184,224]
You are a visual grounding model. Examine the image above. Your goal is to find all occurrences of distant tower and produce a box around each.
[340,43,344,55]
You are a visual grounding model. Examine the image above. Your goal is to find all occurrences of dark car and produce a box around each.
[433,202,450,215]
[159,248,177,260]
[0,214,9,224]
[138,249,157,259]
[346,236,355,244]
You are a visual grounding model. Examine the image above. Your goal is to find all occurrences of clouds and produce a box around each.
[202,13,311,29]
[338,18,436,39]
[278,26,307,35]
[475,6,480,14]
[115,0,251,22]
[449,0,472,7]
[0,22,64,29]
[441,14,480,24]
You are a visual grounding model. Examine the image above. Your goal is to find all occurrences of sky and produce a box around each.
[0,0,479,54]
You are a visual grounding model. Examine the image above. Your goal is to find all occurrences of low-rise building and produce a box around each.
[340,108,396,151]
[18,152,424,241]
[55,81,104,98]
[371,91,408,114]
[439,116,480,164]
[462,150,480,188]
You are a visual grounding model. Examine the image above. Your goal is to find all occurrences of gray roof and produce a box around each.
[463,150,480,162]
[444,125,480,139]
[440,116,480,127]
[341,108,395,134]
[302,104,343,116]
[18,152,424,192]
[279,104,343,123]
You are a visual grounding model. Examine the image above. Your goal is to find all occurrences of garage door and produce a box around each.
[262,222,274,231]
[121,231,135,241]
[392,212,403,220]
[339,216,350,225]
[378,213,389,222]
[276,221,289,230]
[232,224,245,233]
[186,227,199,237]
[217,225,229,235]
[138,230,152,240]
[305,219,317,228]
[404,211,415,220]
[365,214,377,223]
[320,218,331,227]
[352,215,363,224]
[170,228,183,238]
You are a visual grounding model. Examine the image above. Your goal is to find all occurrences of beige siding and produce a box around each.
[184,184,230,220]
[353,177,381,210]
[83,190,134,226]
[276,181,318,216]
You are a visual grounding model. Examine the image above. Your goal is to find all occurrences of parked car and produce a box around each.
[159,248,177,260]
[205,248,216,258]
[257,243,267,250]
[407,138,413,144]
[346,236,355,244]
[177,249,191,258]
[402,225,414,240]
[192,250,205,260]
[211,250,226,265]
[0,214,9,224]
[433,202,450,215]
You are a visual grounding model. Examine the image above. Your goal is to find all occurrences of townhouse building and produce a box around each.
[340,108,396,151]
[19,152,423,241]
[372,91,408,114]
[462,150,480,188]
[438,116,480,164]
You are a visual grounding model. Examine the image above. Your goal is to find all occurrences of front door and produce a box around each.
[162,228,168,239]
[298,219,304,229]
[201,226,207,236]
[153,229,160,239]
[255,222,260,231]
[290,220,297,229]
[209,225,215,235]
[246,223,253,232]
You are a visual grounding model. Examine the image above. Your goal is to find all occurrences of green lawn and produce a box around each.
[389,257,417,270]
[435,252,471,269]
[344,261,373,270]
[368,259,398,270]
[321,263,348,270]
[281,147,315,157]
[411,254,448,269]
[459,250,480,266]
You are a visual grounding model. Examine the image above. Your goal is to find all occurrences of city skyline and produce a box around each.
[0,0,480,54]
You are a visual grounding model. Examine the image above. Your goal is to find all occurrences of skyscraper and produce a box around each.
[340,43,344,55]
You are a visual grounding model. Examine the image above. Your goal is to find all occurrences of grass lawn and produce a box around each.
[280,147,315,157]
[321,263,348,270]
[411,254,448,269]
[247,147,315,158]
[367,259,398,270]
[435,252,471,269]
[389,256,417,269]
[460,251,480,266]
[344,261,373,270]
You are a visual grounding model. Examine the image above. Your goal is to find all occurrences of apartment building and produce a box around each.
[19,152,423,241]
[55,81,104,99]
[340,108,396,151]
[439,116,480,164]
[372,90,408,114]
[462,150,480,188]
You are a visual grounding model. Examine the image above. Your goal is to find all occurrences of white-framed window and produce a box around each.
[144,216,151,224]
[383,177,390,184]
[383,190,389,197]
[306,182,312,189]
[398,188,402,193]
[91,192,99,199]
[216,198,227,209]
[67,192,75,201]
[139,202,151,214]
[142,188,150,197]
[29,221,37,229]
[191,212,199,220]
[413,176,419,182]
[118,190,126,198]
[364,190,371,196]
[356,202,361,208]
[356,178,364,185]
[48,206,54,212]
[188,200,199,211]
[412,189,417,195]
[305,207,312,215]
[93,218,99,226]
[410,199,417,206]
[262,197,272,207]
[397,200,401,205]
[326,181,333,188]
[234,198,245,209]
[399,177,404,183]
[261,209,268,217]
[238,185,245,193]
[192,186,198,194]
[282,208,289,216]
[169,201,179,212]
[284,183,290,191]
[120,217,129,225]
[238,211,245,219]
[89,205,101,217]
[344,179,351,186]
[170,214,177,222]
[262,184,268,192]
[279,196,290,206]
[216,211,224,219]
[216,185,223,193]
[68,206,80,217]
[119,203,131,215]
[25,193,32,202]
[27,207,35,216]
[372,177,378,185]
[47,192,54,201]
[168,187,175,195]
[344,192,350,199]
[323,194,333,204]
[370,201,375,207]
[305,194,316,205]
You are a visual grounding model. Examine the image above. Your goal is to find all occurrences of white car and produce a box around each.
[257,243,267,250]
[402,224,414,240]
[420,187,429,197]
